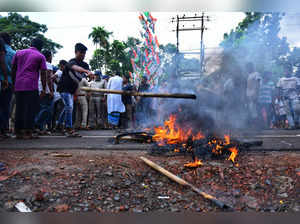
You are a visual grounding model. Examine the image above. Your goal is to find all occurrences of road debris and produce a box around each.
[51,153,73,158]
[140,156,232,210]
[15,202,32,212]
[0,150,299,212]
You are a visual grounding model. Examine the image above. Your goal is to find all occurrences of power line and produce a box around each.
[171,13,210,75]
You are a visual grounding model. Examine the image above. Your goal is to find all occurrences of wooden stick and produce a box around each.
[81,87,196,99]
[140,156,232,210]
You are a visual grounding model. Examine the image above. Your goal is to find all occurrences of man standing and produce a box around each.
[0,33,16,139]
[122,74,134,129]
[11,38,47,139]
[74,73,90,130]
[88,72,103,129]
[107,71,125,129]
[35,50,54,134]
[51,59,67,130]
[100,75,109,129]
[276,67,300,129]
[246,62,262,128]
[257,71,275,129]
[56,43,93,137]
[136,76,151,128]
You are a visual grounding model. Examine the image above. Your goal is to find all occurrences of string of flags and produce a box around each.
[129,12,163,89]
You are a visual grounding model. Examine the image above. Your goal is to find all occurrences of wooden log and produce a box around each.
[140,156,233,210]
[81,87,196,99]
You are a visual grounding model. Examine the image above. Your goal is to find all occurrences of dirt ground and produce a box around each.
[0,149,299,212]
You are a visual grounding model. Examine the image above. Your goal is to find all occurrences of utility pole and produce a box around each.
[175,15,179,77]
[200,12,205,74]
[171,13,210,76]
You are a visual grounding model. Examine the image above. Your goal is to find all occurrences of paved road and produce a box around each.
[1,129,300,151]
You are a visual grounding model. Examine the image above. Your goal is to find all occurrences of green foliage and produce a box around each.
[0,12,62,53]
[88,26,113,71]
[88,26,112,50]
[220,12,291,80]
[156,43,177,83]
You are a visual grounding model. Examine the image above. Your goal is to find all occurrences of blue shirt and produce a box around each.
[0,44,16,84]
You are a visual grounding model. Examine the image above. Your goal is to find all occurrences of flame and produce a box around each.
[227,147,238,162]
[153,114,204,145]
[208,135,239,163]
[224,135,230,145]
[153,114,239,165]
[184,159,203,168]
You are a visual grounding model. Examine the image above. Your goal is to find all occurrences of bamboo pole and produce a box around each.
[81,87,196,99]
[140,156,232,210]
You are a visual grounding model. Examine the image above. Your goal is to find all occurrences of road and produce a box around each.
[1,129,300,151]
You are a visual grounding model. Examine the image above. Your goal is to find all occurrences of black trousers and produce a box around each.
[15,90,39,132]
[0,86,13,131]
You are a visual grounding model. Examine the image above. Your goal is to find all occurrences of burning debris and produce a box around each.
[151,114,240,164]
[149,113,262,166]
[114,110,262,167]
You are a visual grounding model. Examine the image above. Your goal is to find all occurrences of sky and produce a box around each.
[0,12,246,66]
[1,12,300,68]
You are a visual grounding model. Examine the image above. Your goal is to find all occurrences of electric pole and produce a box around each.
[171,13,210,76]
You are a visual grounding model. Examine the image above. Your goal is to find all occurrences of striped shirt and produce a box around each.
[258,81,275,104]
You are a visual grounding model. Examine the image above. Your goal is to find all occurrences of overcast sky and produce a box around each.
[1,12,300,67]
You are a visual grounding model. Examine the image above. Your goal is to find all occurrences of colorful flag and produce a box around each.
[130,12,162,89]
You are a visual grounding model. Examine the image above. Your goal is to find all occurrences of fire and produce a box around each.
[224,135,230,145]
[208,134,239,163]
[227,147,238,163]
[153,114,204,146]
[184,159,203,168]
[153,114,239,165]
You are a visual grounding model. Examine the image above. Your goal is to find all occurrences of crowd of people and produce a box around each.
[245,63,300,130]
[0,33,152,140]
[1,32,300,140]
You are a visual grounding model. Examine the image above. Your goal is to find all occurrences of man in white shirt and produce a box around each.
[34,50,54,134]
[107,71,125,128]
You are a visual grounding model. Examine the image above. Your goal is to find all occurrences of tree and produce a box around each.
[88,26,112,50]
[107,40,128,73]
[89,49,107,71]
[158,43,177,81]
[88,26,113,71]
[125,37,142,48]
[220,12,291,80]
[0,12,62,53]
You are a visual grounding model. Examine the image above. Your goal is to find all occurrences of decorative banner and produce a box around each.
[130,12,163,89]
